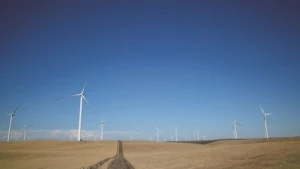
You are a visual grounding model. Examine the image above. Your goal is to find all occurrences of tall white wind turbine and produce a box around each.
[197,129,200,141]
[155,126,163,142]
[259,104,273,139]
[6,104,22,142]
[57,81,90,141]
[174,126,178,142]
[232,119,243,139]
[23,124,33,141]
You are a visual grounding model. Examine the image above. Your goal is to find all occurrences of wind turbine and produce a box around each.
[100,119,107,140]
[155,126,163,142]
[232,119,243,139]
[197,129,199,141]
[13,130,23,141]
[6,104,22,142]
[57,81,90,141]
[174,126,178,142]
[23,124,33,140]
[259,104,273,139]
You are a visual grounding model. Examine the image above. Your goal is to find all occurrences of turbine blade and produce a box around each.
[82,95,91,106]
[12,104,22,115]
[259,104,266,115]
[81,81,88,94]
[236,122,243,127]
[105,120,114,123]
[265,113,273,116]
[56,95,76,100]
[72,94,81,96]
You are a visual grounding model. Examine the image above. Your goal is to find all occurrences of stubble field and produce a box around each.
[0,140,117,169]
[123,138,300,169]
[1,138,300,169]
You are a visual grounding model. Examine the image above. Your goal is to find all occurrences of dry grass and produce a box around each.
[123,138,300,169]
[0,140,117,169]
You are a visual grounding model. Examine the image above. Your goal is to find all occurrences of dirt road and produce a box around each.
[107,141,134,169]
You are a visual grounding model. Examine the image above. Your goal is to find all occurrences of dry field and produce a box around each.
[0,140,117,169]
[123,138,300,169]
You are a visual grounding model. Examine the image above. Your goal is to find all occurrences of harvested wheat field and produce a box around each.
[123,138,300,169]
[0,140,117,169]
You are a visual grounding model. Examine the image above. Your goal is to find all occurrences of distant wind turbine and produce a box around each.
[155,126,163,142]
[13,130,23,141]
[197,129,199,141]
[100,119,106,140]
[57,81,90,141]
[6,104,22,142]
[259,104,273,139]
[232,119,243,139]
[23,124,33,140]
[100,119,113,140]
[174,126,178,142]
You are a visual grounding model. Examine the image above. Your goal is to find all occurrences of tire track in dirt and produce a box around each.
[108,141,135,169]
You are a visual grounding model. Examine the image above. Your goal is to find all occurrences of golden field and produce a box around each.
[1,138,300,169]
[123,138,300,169]
[0,140,117,169]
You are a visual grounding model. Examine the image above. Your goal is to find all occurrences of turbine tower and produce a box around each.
[155,126,163,142]
[6,104,22,142]
[174,126,178,142]
[23,124,33,140]
[259,104,273,139]
[57,81,90,141]
[197,129,200,141]
[100,119,105,140]
[232,119,243,139]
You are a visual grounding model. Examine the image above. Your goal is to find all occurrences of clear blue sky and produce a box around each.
[1,1,299,140]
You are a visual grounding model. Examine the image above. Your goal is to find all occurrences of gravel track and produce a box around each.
[107,141,135,169]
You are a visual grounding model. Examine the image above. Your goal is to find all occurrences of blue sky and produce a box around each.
[1,1,300,140]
